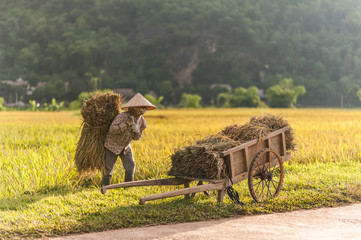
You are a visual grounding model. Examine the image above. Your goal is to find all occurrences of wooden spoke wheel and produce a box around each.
[248,148,284,202]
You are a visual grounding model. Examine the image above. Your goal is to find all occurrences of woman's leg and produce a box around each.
[102,148,118,186]
[120,146,135,182]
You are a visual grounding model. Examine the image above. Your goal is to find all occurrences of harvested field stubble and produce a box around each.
[169,114,294,179]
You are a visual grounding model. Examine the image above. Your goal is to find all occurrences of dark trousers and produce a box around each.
[101,147,135,186]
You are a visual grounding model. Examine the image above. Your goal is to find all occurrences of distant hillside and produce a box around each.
[1,0,361,106]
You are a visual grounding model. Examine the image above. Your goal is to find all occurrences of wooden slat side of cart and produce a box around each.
[101,126,291,204]
[221,127,291,185]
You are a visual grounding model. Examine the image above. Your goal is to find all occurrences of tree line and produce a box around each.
[1,0,361,107]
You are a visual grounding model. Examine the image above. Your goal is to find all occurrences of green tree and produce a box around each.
[49,98,64,111]
[357,89,361,102]
[180,93,202,108]
[31,75,66,102]
[29,100,38,111]
[0,97,6,111]
[266,78,306,108]
[217,86,262,107]
[0,83,26,103]
[145,94,164,108]
[85,70,105,91]
[2,0,361,107]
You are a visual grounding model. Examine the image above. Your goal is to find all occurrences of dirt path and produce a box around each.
[50,203,361,240]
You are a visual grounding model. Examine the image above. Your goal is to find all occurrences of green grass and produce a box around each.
[1,161,360,239]
[0,109,361,239]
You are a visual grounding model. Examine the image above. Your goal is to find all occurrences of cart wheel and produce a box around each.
[248,148,284,202]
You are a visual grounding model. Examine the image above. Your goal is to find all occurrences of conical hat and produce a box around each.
[122,93,156,110]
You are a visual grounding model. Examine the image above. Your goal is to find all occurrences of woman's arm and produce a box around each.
[131,116,147,140]
[108,114,131,134]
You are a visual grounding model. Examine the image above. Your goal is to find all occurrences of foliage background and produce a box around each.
[1,0,361,106]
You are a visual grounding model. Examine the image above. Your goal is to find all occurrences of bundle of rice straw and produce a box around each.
[222,114,295,150]
[168,114,295,179]
[74,92,122,175]
[169,135,240,179]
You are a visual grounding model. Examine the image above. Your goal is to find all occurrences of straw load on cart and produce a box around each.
[74,92,123,175]
[168,114,295,180]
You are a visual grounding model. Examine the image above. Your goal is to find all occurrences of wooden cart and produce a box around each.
[101,126,291,204]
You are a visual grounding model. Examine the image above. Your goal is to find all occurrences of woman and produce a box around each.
[102,93,156,186]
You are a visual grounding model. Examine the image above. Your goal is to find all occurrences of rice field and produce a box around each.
[1,108,360,198]
[0,108,361,238]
